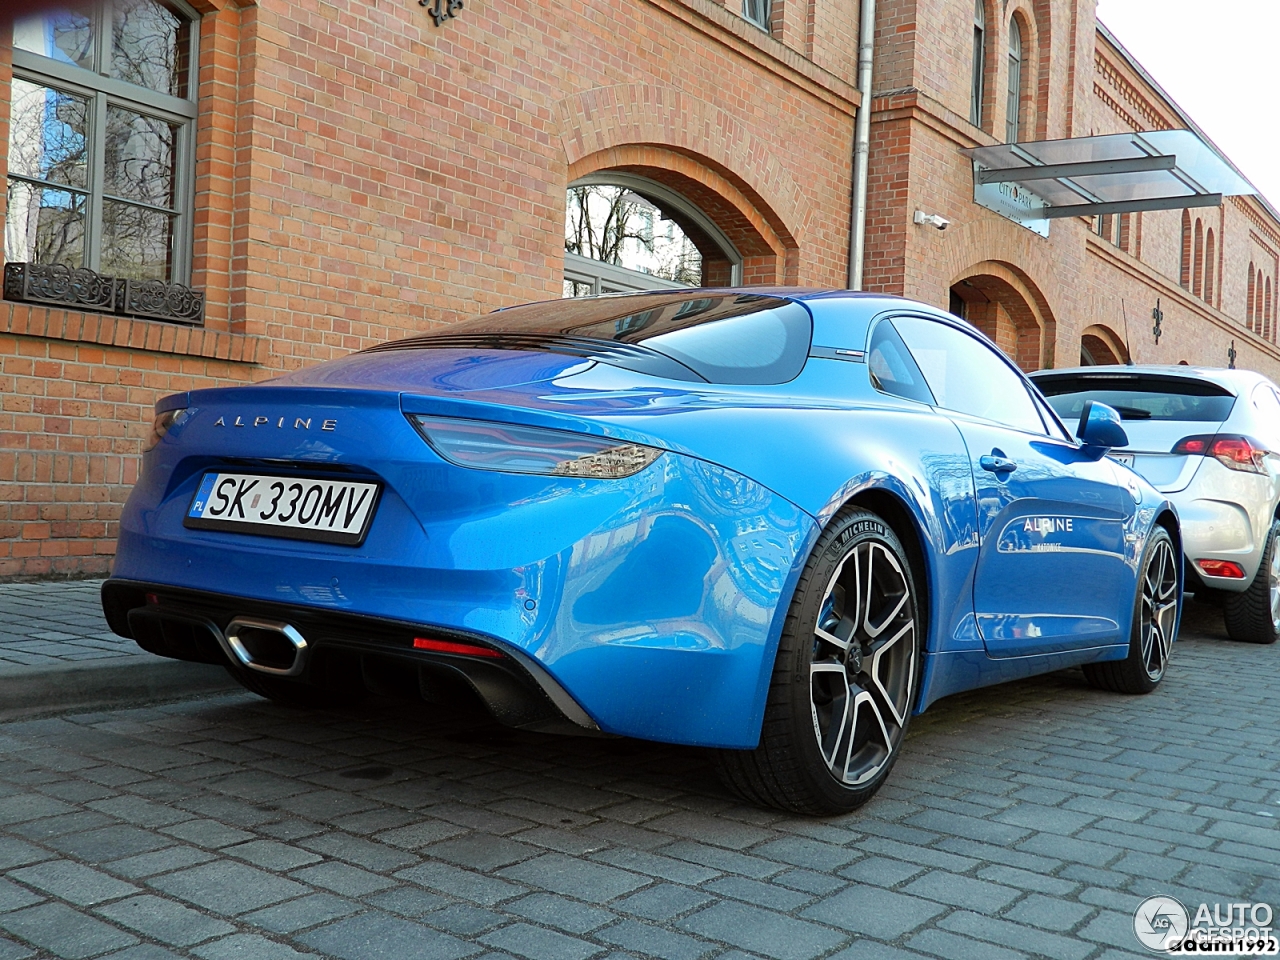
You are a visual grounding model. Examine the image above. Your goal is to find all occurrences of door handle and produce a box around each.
[980,455,1017,474]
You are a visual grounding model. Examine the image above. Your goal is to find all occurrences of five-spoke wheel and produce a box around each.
[716,507,920,814]
[1084,524,1180,694]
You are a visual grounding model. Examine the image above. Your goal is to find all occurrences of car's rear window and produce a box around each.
[364,292,813,385]
[1032,374,1236,423]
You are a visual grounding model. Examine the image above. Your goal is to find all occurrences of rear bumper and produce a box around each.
[103,579,600,734]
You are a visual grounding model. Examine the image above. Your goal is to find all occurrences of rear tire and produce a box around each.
[716,507,921,815]
[1223,518,1280,645]
[1083,526,1179,694]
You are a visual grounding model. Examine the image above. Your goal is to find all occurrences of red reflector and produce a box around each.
[412,637,505,658]
[1196,559,1246,579]
[145,593,160,605]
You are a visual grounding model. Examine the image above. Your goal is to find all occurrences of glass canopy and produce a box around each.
[962,131,1256,234]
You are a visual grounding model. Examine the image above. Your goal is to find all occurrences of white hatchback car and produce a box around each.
[1031,365,1280,644]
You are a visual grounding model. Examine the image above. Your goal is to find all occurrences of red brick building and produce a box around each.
[1,0,1277,577]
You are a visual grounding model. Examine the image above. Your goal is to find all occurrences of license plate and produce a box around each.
[185,472,381,545]
[1111,453,1135,468]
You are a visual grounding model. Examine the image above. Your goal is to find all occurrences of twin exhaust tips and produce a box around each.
[221,617,308,677]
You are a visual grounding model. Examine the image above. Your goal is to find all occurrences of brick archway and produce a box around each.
[1081,324,1129,365]
[950,261,1057,371]
[556,84,805,284]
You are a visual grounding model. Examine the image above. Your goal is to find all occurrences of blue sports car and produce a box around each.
[104,290,1182,813]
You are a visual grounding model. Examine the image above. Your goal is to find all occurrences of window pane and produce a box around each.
[565,185,703,285]
[101,200,175,281]
[13,5,96,70]
[111,0,191,98]
[893,316,1045,434]
[868,321,935,405]
[7,80,89,190]
[105,106,178,209]
[5,179,87,268]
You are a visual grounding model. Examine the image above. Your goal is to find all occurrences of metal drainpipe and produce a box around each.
[847,0,877,289]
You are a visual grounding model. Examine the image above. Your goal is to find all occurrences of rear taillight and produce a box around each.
[1171,434,1268,474]
[1196,559,1246,579]
[408,415,663,479]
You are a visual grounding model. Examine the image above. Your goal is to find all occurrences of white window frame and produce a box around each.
[7,0,200,284]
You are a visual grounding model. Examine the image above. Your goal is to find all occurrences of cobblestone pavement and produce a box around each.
[0,582,140,670]
[0,596,1275,960]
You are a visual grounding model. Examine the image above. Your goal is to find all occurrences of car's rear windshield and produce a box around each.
[1032,374,1236,423]
[364,292,813,385]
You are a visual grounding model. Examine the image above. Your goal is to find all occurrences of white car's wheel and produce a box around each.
[1224,518,1280,645]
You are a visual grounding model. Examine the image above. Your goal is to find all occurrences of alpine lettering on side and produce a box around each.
[212,416,338,430]
[1024,517,1073,536]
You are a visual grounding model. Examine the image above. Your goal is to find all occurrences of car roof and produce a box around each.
[1028,364,1275,396]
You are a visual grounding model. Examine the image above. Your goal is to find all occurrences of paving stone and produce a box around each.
[900,871,1021,912]
[0,901,139,959]
[161,820,256,849]
[192,934,323,960]
[0,838,50,871]
[1002,893,1095,932]
[95,894,236,946]
[597,918,717,960]
[291,861,397,896]
[505,893,615,934]
[222,839,323,871]
[105,845,217,879]
[826,942,929,960]
[480,921,604,960]
[614,883,714,921]
[298,832,418,871]
[589,848,719,886]
[938,911,1095,960]
[9,859,140,906]
[679,900,845,960]
[297,911,478,960]
[703,875,812,911]
[800,886,945,940]
[427,904,508,935]
[905,927,1027,960]
[840,856,927,887]
[366,887,450,918]
[751,837,860,872]
[395,862,529,906]
[0,879,41,915]
[499,853,648,901]
[148,860,309,915]
[243,892,361,934]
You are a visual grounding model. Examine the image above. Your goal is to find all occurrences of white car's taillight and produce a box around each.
[409,415,663,479]
[1171,434,1268,474]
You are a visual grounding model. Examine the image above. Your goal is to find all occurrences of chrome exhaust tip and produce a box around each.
[222,617,308,677]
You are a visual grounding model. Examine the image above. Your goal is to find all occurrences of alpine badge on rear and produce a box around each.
[185,472,380,545]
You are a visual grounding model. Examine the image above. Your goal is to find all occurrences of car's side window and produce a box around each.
[892,315,1047,435]
[1031,388,1075,443]
[867,320,935,405]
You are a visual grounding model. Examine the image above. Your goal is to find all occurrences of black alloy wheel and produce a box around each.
[716,507,920,814]
[1083,525,1179,694]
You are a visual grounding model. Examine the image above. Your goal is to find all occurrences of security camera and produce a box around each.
[913,210,950,231]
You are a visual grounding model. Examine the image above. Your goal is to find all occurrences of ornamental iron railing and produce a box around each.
[3,262,205,326]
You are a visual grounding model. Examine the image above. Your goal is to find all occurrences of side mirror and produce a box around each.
[1077,400,1128,451]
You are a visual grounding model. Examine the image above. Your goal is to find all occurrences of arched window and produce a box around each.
[1192,219,1204,297]
[1267,278,1274,342]
[564,174,742,296]
[1179,210,1192,289]
[1259,269,1267,333]
[1203,229,1215,305]
[1006,17,1023,143]
[971,0,986,128]
[1248,264,1257,330]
